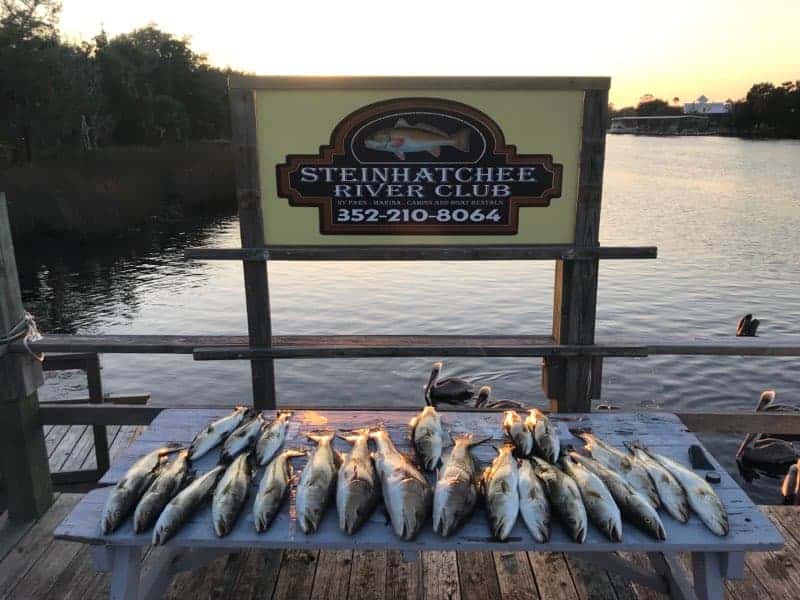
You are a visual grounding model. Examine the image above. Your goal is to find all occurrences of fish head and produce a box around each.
[503,411,520,429]
[364,129,393,151]
[152,522,174,546]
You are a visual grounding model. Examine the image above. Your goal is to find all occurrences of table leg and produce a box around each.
[692,552,725,600]
[110,546,141,600]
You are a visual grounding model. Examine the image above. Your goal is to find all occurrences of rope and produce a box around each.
[0,311,45,362]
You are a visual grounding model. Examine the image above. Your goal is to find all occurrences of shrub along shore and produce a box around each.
[2,141,236,241]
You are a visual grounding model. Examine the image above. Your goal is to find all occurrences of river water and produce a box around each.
[16,135,800,503]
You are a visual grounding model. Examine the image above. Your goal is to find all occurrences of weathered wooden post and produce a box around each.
[0,192,54,520]
[547,89,608,412]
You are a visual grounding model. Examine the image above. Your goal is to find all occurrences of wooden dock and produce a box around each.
[1,423,799,599]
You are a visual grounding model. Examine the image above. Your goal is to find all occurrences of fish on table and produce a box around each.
[573,431,660,509]
[482,445,520,541]
[559,454,622,542]
[568,452,666,541]
[526,409,561,464]
[100,443,182,534]
[363,119,470,160]
[530,457,588,543]
[220,413,264,463]
[254,449,305,533]
[409,406,444,471]
[295,432,341,534]
[189,406,253,461]
[503,410,533,457]
[625,442,690,523]
[255,411,292,466]
[370,428,432,541]
[432,433,485,537]
[212,451,255,537]
[133,449,192,534]
[337,428,380,535]
[518,459,550,543]
[152,465,226,546]
[632,444,729,536]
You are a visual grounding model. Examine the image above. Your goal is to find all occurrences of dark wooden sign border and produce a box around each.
[229,76,610,411]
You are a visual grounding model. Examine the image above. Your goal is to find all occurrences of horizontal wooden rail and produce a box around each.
[184,245,658,261]
[10,334,800,358]
[38,394,150,406]
[192,339,646,359]
[37,404,800,435]
[39,404,162,425]
[677,412,800,434]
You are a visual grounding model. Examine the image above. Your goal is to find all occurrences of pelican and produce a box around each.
[473,385,527,410]
[736,314,760,337]
[424,361,474,406]
[736,390,800,467]
[781,460,799,504]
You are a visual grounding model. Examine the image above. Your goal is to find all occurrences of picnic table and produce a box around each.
[54,409,783,600]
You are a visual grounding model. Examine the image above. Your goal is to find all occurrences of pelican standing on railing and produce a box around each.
[424,361,475,406]
[735,390,800,467]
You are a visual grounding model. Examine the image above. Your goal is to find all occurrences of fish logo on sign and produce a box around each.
[276,98,563,235]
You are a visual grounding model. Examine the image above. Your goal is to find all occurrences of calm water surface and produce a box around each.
[17,136,800,503]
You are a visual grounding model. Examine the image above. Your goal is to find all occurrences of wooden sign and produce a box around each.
[231,76,609,246]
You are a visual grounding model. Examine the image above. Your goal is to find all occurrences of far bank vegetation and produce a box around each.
[0,0,237,240]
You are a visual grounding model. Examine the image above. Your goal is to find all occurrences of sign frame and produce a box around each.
[227,75,612,411]
[229,75,610,255]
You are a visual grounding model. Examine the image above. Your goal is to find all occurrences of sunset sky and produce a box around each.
[59,0,799,107]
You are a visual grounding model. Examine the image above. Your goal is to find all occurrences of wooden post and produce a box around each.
[229,87,276,409]
[86,354,110,474]
[547,89,608,412]
[0,192,54,520]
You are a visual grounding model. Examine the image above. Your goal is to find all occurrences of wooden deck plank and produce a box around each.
[225,549,283,599]
[565,555,620,600]
[386,551,420,600]
[527,552,581,599]
[42,544,106,600]
[0,494,75,596]
[493,551,540,600]
[458,551,501,599]
[311,550,353,600]
[348,550,387,600]
[164,552,231,599]
[273,550,319,600]
[50,426,88,471]
[422,551,460,600]
[4,536,84,599]
[614,553,667,600]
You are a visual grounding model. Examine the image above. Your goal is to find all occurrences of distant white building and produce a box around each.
[683,95,731,115]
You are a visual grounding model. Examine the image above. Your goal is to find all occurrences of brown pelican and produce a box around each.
[736,314,760,336]
[781,460,799,504]
[736,391,800,467]
[474,385,527,410]
[424,362,474,406]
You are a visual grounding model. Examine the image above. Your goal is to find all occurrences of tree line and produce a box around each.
[610,84,800,138]
[0,0,233,163]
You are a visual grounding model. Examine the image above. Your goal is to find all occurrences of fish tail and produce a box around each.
[451,128,470,153]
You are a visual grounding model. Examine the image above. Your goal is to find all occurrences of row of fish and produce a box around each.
[101,405,730,546]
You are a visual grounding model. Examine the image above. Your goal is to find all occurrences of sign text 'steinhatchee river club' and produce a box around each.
[277,98,564,235]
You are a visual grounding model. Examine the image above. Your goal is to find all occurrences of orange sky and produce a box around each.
[59,0,799,107]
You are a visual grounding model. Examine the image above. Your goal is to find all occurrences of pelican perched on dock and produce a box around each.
[736,390,800,467]
[424,361,475,406]
[473,385,527,410]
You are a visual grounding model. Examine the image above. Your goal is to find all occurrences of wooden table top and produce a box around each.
[55,409,783,554]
